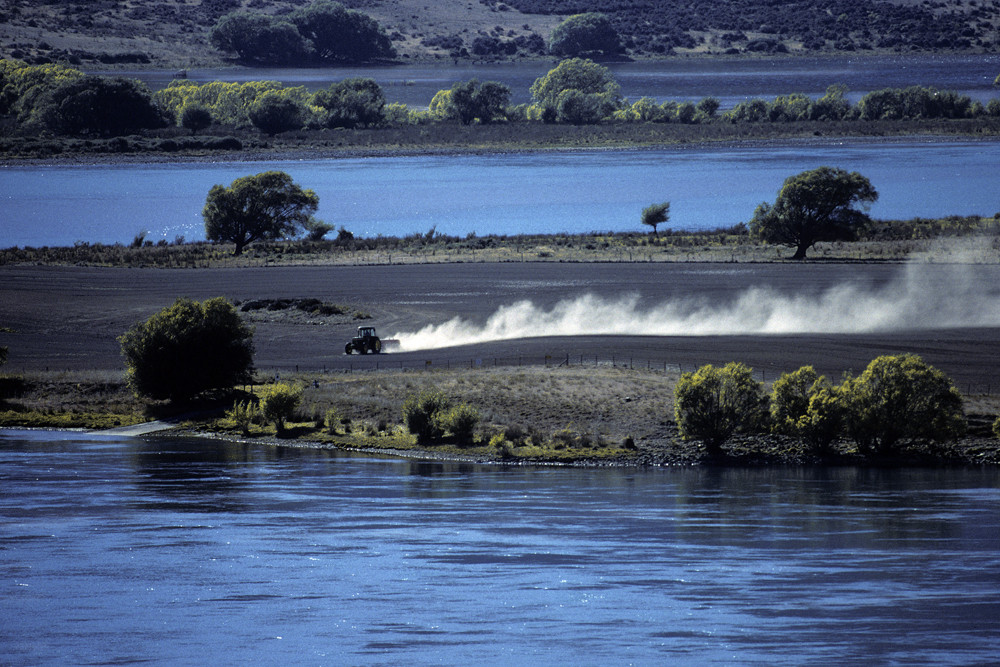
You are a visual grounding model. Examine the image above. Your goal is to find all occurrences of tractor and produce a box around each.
[345,326,398,354]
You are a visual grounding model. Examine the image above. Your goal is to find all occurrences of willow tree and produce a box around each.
[203,171,318,255]
[749,166,878,260]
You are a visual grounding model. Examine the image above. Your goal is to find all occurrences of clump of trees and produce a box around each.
[119,297,254,402]
[203,171,319,256]
[402,390,481,445]
[549,13,622,58]
[527,58,621,123]
[210,0,395,65]
[0,60,167,136]
[749,166,879,259]
[674,354,967,458]
[429,79,512,125]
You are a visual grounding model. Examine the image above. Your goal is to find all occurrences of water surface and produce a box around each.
[3,140,999,247]
[2,431,998,665]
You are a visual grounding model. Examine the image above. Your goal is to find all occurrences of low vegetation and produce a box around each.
[3,357,998,465]
[3,215,998,268]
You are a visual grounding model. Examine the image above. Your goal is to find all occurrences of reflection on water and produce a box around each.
[1,430,998,665]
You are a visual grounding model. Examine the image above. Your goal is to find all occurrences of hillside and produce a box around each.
[1,0,997,68]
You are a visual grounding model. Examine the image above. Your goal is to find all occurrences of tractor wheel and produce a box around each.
[345,343,352,355]
[373,339,382,354]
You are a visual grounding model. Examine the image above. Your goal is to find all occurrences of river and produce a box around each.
[3,140,1000,247]
[1,431,998,665]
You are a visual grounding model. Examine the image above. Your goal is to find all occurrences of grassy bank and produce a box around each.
[3,366,998,466]
[4,217,999,268]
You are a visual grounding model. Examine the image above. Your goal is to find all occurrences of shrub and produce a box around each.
[673,362,768,455]
[841,354,965,456]
[402,390,450,443]
[436,403,480,444]
[325,407,341,434]
[227,400,260,436]
[180,103,213,134]
[259,382,302,433]
[993,415,1000,440]
[119,297,254,401]
[797,386,846,454]
[770,365,821,433]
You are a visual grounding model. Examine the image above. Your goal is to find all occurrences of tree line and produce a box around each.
[3,57,999,138]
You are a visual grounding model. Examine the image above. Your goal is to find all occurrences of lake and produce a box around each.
[1,430,998,665]
[2,140,999,247]
[96,53,1000,109]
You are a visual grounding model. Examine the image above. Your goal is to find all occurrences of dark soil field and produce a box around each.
[2,262,998,392]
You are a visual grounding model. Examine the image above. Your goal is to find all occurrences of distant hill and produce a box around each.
[1,0,997,68]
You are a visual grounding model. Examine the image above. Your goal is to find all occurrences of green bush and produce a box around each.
[119,297,254,401]
[770,364,845,452]
[795,386,846,454]
[324,407,341,434]
[259,382,302,433]
[841,354,965,455]
[436,403,480,444]
[226,400,260,436]
[674,362,768,455]
[402,390,450,443]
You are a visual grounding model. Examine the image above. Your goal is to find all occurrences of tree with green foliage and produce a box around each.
[445,79,511,125]
[210,13,313,65]
[180,102,213,134]
[549,13,622,58]
[841,354,965,456]
[31,75,167,136]
[312,78,386,128]
[809,84,851,120]
[749,166,878,260]
[641,202,670,236]
[770,366,845,453]
[260,382,303,433]
[696,97,721,119]
[555,88,609,124]
[674,362,768,456]
[289,0,395,63]
[530,58,621,120]
[203,171,319,256]
[119,297,254,402]
[0,60,84,121]
[248,90,305,135]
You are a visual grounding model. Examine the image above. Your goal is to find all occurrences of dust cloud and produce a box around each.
[393,243,1000,352]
